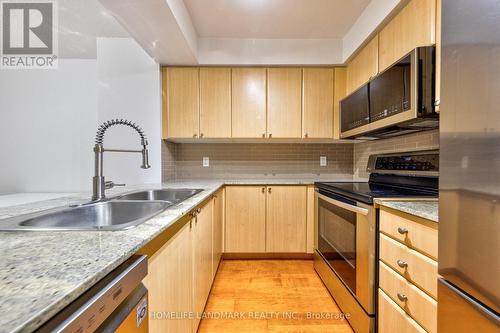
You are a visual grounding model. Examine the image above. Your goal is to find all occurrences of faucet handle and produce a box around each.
[105,181,126,189]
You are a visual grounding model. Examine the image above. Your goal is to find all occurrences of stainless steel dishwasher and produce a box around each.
[37,255,148,333]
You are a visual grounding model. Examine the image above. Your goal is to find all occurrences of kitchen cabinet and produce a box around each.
[378,206,438,333]
[192,200,213,331]
[225,186,266,252]
[231,68,267,138]
[333,68,347,139]
[225,185,309,253]
[200,68,232,138]
[212,188,224,276]
[378,0,436,72]
[143,219,193,333]
[302,68,334,138]
[266,186,307,252]
[346,35,378,95]
[163,67,199,139]
[267,68,302,138]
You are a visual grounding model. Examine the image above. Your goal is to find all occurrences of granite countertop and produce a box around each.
[376,200,439,222]
[0,178,351,333]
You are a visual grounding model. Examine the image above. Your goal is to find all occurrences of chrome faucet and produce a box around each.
[92,119,150,201]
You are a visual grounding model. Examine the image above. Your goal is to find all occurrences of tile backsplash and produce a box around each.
[162,143,354,181]
[162,130,440,182]
[353,129,439,179]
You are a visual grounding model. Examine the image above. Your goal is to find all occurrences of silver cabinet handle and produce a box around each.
[268,133,272,138]
[397,293,408,302]
[196,208,201,213]
[262,133,266,138]
[261,187,265,193]
[268,187,272,193]
[193,133,198,138]
[200,133,204,138]
[397,227,408,234]
[304,133,309,138]
[397,260,408,268]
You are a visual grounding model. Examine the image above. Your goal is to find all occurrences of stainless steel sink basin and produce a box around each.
[113,189,203,203]
[0,200,170,231]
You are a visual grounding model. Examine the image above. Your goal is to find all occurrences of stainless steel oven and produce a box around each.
[314,190,376,333]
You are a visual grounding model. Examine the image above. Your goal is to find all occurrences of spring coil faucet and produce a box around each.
[92,119,150,201]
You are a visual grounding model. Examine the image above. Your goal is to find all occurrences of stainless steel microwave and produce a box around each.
[340,46,438,139]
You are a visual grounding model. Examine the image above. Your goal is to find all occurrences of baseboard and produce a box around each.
[223,252,314,260]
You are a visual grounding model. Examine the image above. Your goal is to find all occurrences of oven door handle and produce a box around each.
[317,192,369,216]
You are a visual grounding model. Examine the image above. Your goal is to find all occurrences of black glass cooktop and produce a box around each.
[316,174,438,204]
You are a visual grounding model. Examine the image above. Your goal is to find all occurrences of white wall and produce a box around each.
[96,38,161,188]
[0,38,161,195]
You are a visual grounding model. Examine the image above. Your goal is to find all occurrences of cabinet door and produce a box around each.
[333,67,347,139]
[266,186,307,252]
[164,67,199,139]
[302,68,334,138]
[143,221,193,333]
[378,0,436,72]
[192,200,213,331]
[212,189,224,276]
[200,68,231,138]
[225,186,266,252]
[346,35,379,95]
[231,68,267,138]
[267,68,302,138]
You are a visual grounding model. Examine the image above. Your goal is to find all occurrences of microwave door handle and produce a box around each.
[317,192,369,216]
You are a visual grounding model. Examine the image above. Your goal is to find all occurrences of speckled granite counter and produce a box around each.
[376,200,439,222]
[0,178,349,333]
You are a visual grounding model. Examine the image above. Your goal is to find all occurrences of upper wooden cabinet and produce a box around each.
[200,68,231,138]
[266,186,307,252]
[333,68,347,139]
[225,186,266,253]
[346,35,379,95]
[302,68,335,138]
[231,68,267,138]
[378,0,436,72]
[163,67,199,139]
[267,68,302,138]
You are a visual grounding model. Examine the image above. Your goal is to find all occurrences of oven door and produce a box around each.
[315,190,376,314]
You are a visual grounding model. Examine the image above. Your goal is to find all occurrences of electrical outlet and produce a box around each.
[203,157,209,167]
[320,156,327,167]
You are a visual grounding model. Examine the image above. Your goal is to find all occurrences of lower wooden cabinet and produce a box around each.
[225,185,308,253]
[266,186,307,252]
[143,220,193,333]
[378,206,438,333]
[192,200,213,331]
[225,186,266,252]
[143,196,219,333]
[212,188,224,275]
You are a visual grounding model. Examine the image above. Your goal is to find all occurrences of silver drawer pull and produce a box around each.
[397,293,408,302]
[397,227,408,234]
[397,260,408,268]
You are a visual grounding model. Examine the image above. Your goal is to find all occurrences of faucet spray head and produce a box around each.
[141,138,150,169]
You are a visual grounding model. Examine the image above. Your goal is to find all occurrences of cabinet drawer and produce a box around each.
[380,207,438,259]
[379,261,437,333]
[379,233,437,298]
[378,289,426,333]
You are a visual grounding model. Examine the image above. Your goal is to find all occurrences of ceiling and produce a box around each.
[99,0,404,65]
[183,0,371,39]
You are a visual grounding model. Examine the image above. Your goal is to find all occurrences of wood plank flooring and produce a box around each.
[198,260,354,333]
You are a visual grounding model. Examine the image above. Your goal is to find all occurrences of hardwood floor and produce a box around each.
[198,260,354,333]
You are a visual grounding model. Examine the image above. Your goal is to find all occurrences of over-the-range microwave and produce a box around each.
[340,46,438,139]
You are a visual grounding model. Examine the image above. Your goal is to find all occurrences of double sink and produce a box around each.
[0,189,203,231]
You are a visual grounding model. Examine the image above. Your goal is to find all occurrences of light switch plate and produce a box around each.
[203,157,209,167]
[320,156,327,167]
